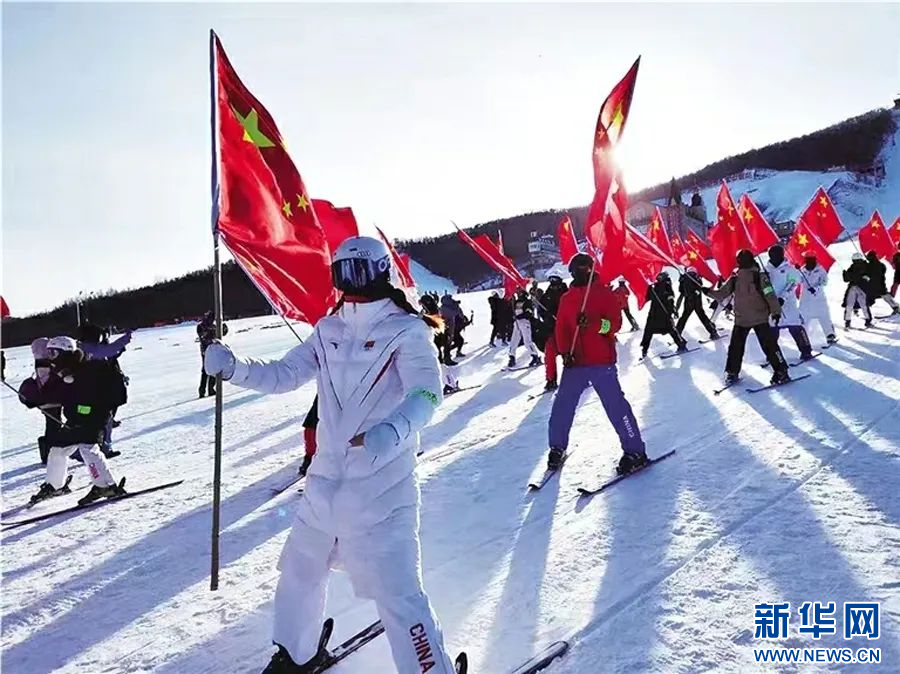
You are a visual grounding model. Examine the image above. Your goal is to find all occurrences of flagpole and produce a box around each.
[209,28,224,592]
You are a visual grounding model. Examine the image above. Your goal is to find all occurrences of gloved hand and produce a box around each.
[204,341,236,379]
[778,298,785,306]
[576,312,588,328]
[358,423,400,454]
[701,287,711,296]
[808,288,816,295]
[562,353,576,367]
[773,313,782,326]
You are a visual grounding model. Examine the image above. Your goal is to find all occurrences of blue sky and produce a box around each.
[3,2,898,315]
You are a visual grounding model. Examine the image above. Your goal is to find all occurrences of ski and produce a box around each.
[873,314,899,320]
[788,352,822,367]
[1,479,184,529]
[713,379,742,396]
[576,450,676,496]
[504,364,542,372]
[509,640,570,674]
[312,619,385,671]
[658,347,701,360]
[445,384,483,396]
[528,388,556,401]
[745,373,812,394]
[270,474,305,496]
[698,331,729,345]
[527,450,573,491]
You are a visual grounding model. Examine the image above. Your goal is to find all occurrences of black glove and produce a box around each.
[562,353,575,367]
[808,288,816,295]
[773,313,781,326]
[700,287,711,296]
[576,312,588,328]
[778,298,785,306]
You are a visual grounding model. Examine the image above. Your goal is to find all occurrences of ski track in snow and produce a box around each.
[2,241,899,674]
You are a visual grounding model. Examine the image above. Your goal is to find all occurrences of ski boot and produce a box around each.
[77,479,126,506]
[864,319,872,328]
[676,342,689,353]
[29,477,72,505]
[616,451,650,476]
[547,446,566,471]
[111,419,122,429]
[770,369,791,386]
[826,334,837,345]
[797,351,816,362]
[507,355,516,368]
[443,383,460,395]
[101,443,122,459]
[544,379,558,392]
[529,354,542,367]
[455,652,468,674]
[640,348,648,360]
[844,320,851,329]
[263,620,332,673]
[724,372,740,385]
[298,454,312,477]
[708,330,723,341]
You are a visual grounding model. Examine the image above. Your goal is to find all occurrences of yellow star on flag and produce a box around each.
[610,102,625,131]
[870,219,881,228]
[688,251,698,260]
[282,200,293,218]
[727,204,735,215]
[231,106,276,148]
[297,194,310,212]
[818,195,828,208]
[797,233,809,246]
[742,207,753,221]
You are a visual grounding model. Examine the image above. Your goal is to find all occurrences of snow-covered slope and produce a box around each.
[409,260,456,295]
[696,110,900,234]
[2,241,898,673]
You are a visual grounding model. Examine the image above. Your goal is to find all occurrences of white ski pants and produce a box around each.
[508,318,540,358]
[47,443,115,490]
[801,298,835,339]
[875,293,899,312]
[844,288,872,322]
[273,505,454,674]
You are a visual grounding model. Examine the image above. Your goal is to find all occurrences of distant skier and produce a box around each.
[612,279,640,331]
[439,293,462,365]
[507,288,542,368]
[842,253,873,328]
[797,253,836,345]
[547,253,648,475]
[640,273,688,358]
[539,275,568,391]
[203,236,456,674]
[865,250,900,315]
[487,291,503,347]
[704,250,789,385]
[765,245,814,361]
[674,270,720,340]
[17,336,126,505]
[197,311,228,398]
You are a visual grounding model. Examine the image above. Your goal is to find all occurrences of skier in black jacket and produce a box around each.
[865,250,900,315]
[675,270,721,340]
[640,273,688,358]
[18,336,126,505]
[539,275,568,390]
[198,311,228,397]
[842,253,873,328]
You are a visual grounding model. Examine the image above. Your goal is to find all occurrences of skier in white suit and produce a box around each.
[204,236,456,674]
[797,253,837,345]
[765,245,814,361]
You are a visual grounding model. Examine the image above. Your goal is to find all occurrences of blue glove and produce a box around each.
[362,422,400,454]
[204,342,236,379]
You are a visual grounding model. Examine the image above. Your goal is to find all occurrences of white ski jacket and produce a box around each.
[798,264,830,317]
[229,299,443,536]
[766,262,804,326]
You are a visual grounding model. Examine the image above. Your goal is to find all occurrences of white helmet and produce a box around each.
[331,236,394,295]
[852,252,864,261]
[46,336,79,353]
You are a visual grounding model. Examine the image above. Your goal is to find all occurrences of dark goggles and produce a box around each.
[331,255,391,291]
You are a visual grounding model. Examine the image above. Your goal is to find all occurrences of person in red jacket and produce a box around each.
[612,279,640,331]
[546,254,648,475]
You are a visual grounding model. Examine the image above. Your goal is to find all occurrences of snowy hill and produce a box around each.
[1,240,898,673]
[409,259,457,295]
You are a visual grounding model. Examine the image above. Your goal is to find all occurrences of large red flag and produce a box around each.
[738,193,779,255]
[0,296,9,319]
[591,56,640,186]
[646,207,674,260]
[859,211,895,260]
[785,218,835,271]
[602,223,678,284]
[213,33,335,324]
[456,228,527,292]
[686,229,713,260]
[709,181,752,278]
[888,217,900,245]
[557,215,579,264]
[622,266,651,310]
[374,225,415,289]
[797,187,844,246]
[312,200,358,255]
[497,231,519,298]
[672,234,718,284]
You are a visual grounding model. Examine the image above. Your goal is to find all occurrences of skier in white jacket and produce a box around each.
[204,236,457,674]
[765,245,814,361]
[797,253,837,345]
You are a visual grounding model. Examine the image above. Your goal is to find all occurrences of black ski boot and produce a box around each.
[826,333,837,345]
[507,355,516,368]
[544,379,558,392]
[298,454,312,477]
[262,620,332,673]
[29,478,72,505]
[864,319,872,328]
[455,652,468,674]
[616,451,649,476]
[797,351,816,362]
[770,369,791,386]
[547,447,565,471]
[529,354,542,367]
[724,372,740,385]
[78,479,126,506]
[844,320,851,329]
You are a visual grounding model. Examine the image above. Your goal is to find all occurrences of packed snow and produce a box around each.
[1,241,898,673]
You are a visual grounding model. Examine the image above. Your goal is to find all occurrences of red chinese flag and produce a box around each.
[785,218,835,271]
[457,228,527,291]
[738,193,779,255]
[709,182,752,278]
[0,296,9,319]
[798,187,844,246]
[646,207,674,260]
[312,200,358,255]
[557,215,579,264]
[212,33,335,324]
[686,229,713,260]
[603,223,677,284]
[859,211,895,260]
[592,56,640,187]
[622,267,651,310]
[672,234,719,284]
[888,217,900,245]
[374,225,415,289]
[497,231,519,298]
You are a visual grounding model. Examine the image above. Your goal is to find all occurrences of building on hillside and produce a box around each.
[772,219,796,242]
[527,232,558,275]
[626,194,711,241]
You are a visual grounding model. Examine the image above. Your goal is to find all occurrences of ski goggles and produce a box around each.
[331,255,391,291]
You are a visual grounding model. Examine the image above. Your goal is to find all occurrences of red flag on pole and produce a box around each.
[557,215,579,264]
[0,296,9,319]
[213,34,335,324]
[686,229,713,260]
[456,227,527,292]
[497,231,519,298]
[622,266,651,310]
[797,187,845,246]
[738,193,779,254]
[859,211,895,260]
[709,181,753,278]
[312,200,359,255]
[646,207,674,260]
[785,218,836,271]
[374,225,415,288]
[889,217,900,245]
[672,234,719,283]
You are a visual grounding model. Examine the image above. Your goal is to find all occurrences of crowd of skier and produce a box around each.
[9,233,899,674]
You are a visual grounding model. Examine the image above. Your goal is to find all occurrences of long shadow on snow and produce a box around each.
[1,466,297,672]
